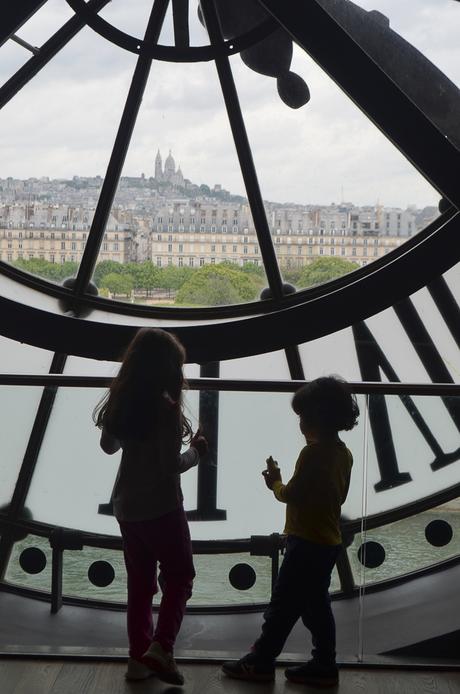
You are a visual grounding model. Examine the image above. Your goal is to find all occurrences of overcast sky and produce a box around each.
[0,0,459,207]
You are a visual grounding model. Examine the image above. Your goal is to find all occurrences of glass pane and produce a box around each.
[190,553,272,606]
[360,396,460,664]
[179,388,200,508]
[4,534,52,591]
[188,0,211,46]
[81,302,263,325]
[0,40,31,84]
[299,327,361,381]
[17,386,460,535]
[24,386,201,535]
[198,390,291,540]
[24,387,367,536]
[351,500,460,588]
[63,545,126,603]
[0,21,137,279]
[90,56,269,307]
[444,263,460,304]
[5,539,274,607]
[220,351,290,380]
[17,0,74,46]
[20,385,459,658]
[0,385,47,509]
[365,395,460,516]
[0,335,52,374]
[174,0,271,49]
[230,39,440,291]
[98,0,154,38]
[63,356,120,377]
[362,303,450,384]
[61,549,274,607]
[2,535,338,609]
[191,391,366,542]
[317,0,460,150]
[64,360,199,409]
[0,0,72,89]
[25,387,122,535]
[11,383,365,649]
[158,1,175,47]
[0,345,52,509]
[0,270,67,314]
[299,262,460,383]
[184,363,200,380]
[2,0,450,302]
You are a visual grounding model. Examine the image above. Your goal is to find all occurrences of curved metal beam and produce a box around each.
[65,0,278,62]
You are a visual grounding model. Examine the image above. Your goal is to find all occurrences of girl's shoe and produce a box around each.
[284,660,339,687]
[125,657,155,681]
[142,641,184,685]
[221,653,275,682]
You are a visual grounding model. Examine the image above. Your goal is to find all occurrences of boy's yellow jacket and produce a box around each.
[272,441,353,545]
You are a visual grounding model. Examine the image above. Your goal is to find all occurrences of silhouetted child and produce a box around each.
[94,328,207,685]
[222,376,359,688]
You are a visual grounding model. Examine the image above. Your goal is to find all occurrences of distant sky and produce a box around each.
[0,0,459,207]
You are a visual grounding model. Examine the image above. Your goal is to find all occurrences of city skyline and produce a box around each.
[0,166,440,213]
[0,171,435,273]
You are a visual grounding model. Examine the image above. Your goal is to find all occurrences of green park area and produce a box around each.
[12,257,359,307]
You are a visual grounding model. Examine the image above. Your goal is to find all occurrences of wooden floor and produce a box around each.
[0,660,459,694]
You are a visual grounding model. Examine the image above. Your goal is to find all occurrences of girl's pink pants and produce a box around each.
[119,506,195,659]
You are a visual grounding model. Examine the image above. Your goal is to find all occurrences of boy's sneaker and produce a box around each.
[125,657,155,681]
[142,641,184,685]
[221,652,275,682]
[285,660,339,687]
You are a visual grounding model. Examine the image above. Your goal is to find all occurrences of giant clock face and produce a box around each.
[0,0,459,660]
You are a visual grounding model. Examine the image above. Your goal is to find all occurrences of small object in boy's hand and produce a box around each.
[262,456,281,489]
[266,455,279,473]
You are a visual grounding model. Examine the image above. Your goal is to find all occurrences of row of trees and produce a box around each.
[283,257,360,288]
[11,257,359,306]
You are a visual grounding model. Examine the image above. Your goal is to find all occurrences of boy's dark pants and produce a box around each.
[253,535,341,665]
